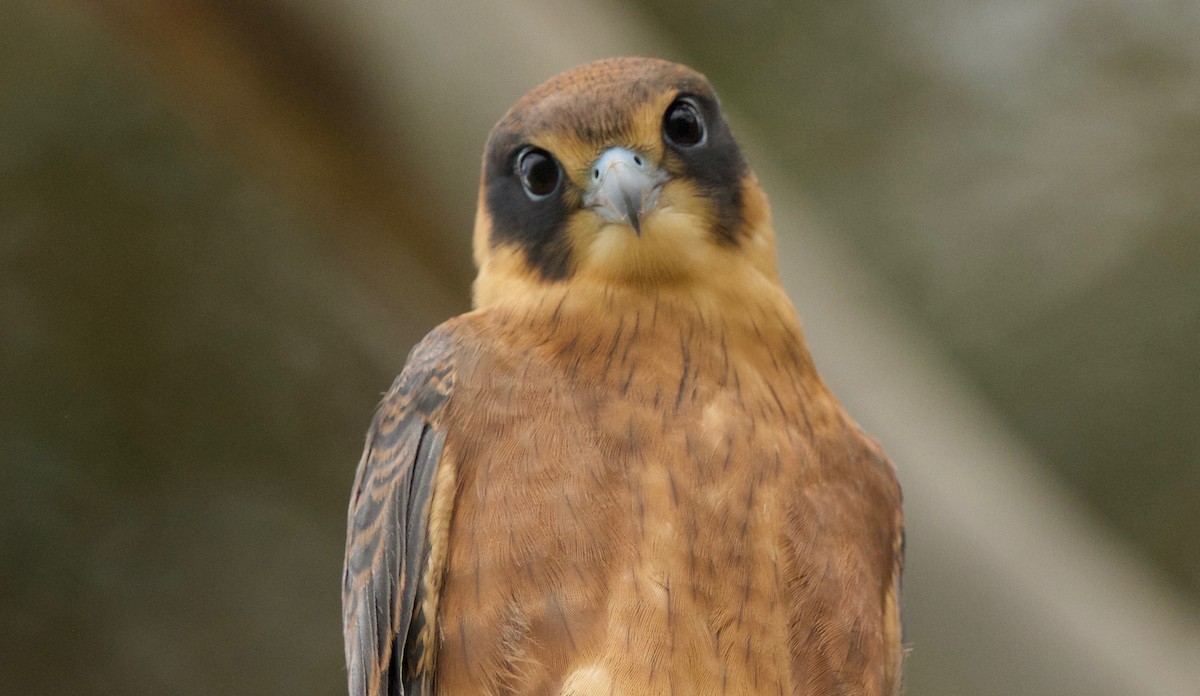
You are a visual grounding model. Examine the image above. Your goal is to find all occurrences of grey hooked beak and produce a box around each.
[583,147,668,236]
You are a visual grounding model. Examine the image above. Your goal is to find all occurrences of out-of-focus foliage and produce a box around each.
[0,5,413,693]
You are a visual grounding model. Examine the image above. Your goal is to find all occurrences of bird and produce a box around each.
[342,57,904,696]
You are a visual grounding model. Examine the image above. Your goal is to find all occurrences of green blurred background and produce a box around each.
[2,1,1198,694]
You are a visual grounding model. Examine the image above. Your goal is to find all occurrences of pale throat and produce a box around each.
[479,256,800,346]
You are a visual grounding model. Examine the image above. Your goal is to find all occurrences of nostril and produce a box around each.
[593,168,600,180]
[633,155,643,166]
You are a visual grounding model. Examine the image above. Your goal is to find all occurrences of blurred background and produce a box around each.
[2,0,1198,694]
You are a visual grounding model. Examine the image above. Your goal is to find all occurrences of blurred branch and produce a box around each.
[74,0,475,297]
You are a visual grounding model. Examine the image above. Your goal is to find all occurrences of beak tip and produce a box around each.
[620,190,642,237]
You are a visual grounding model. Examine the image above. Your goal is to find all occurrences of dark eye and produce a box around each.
[517,147,561,199]
[663,98,706,148]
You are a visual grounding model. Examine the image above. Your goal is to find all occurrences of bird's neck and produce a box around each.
[476,260,824,393]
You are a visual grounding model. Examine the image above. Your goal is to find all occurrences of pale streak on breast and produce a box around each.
[415,450,458,675]
[560,665,615,696]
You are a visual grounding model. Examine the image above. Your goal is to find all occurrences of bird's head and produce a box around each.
[472,57,780,308]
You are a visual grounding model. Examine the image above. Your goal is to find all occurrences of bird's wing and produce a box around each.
[342,326,459,696]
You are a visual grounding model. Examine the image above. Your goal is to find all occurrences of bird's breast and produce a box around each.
[431,302,886,696]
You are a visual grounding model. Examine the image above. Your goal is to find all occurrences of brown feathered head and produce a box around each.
[473,57,778,307]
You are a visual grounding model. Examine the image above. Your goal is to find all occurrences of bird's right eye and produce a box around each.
[517,147,561,200]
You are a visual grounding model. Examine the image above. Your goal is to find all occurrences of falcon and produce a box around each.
[343,57,904,696]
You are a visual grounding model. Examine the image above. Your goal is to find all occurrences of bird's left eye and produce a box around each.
[517,147,561,200]
[663,98,706,148]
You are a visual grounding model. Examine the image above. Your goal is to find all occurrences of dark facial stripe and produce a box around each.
[484,132,574,281]
[661,93,747,246]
